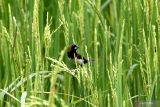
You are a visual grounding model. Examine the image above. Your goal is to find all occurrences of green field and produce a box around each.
[0,0,160,106]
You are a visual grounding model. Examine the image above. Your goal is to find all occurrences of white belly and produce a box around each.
[75,58,84,64]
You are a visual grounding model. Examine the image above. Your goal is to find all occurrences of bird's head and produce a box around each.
[67,44,79,53]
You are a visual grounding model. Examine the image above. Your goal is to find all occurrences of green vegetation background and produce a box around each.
[0,0,160,106]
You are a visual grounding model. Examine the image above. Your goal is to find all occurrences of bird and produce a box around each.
[67,44,94,65]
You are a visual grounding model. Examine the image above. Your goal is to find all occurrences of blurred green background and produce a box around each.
[0,0,160,106]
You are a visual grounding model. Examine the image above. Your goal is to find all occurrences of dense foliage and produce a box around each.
[0,0,160,106]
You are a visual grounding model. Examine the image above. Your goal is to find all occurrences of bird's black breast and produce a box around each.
[67,52,76,59]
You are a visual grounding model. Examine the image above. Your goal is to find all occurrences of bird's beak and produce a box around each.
[75,46,79,50]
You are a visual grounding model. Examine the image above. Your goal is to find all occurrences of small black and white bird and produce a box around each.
[67,44,94,65]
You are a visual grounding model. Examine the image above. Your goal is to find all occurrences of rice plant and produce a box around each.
[0,0,160,107]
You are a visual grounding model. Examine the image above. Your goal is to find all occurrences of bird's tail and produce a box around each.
[84,58,95,64]
[88,59,95,62]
